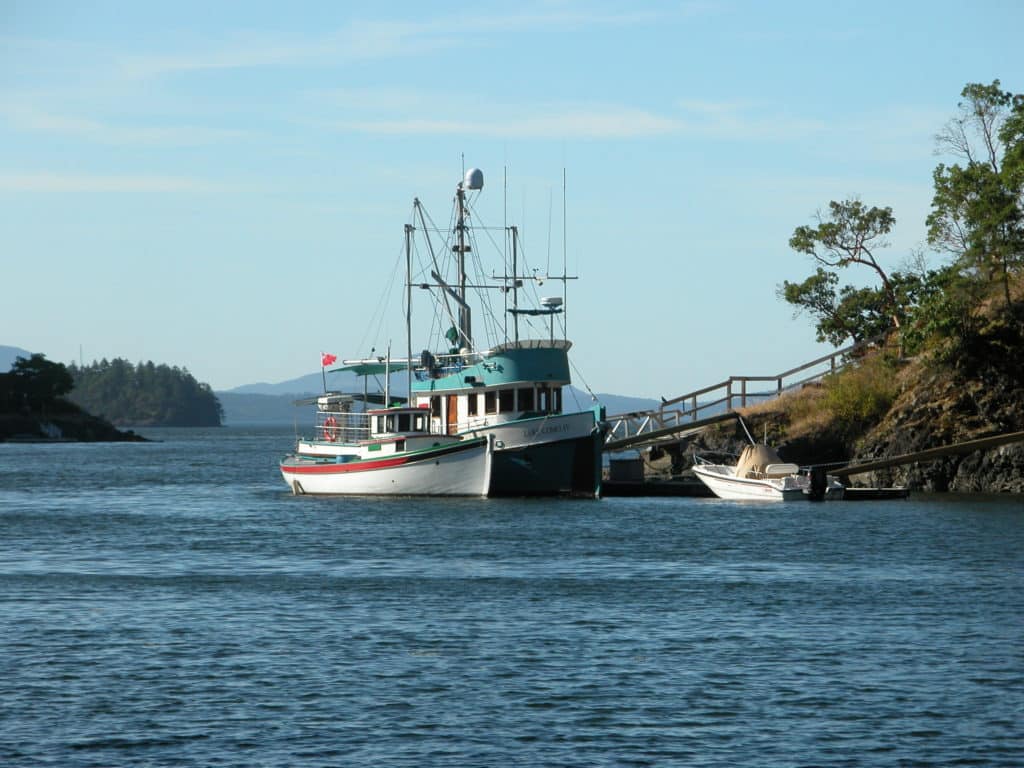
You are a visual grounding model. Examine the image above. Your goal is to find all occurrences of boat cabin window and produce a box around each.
[537,385,561,413]
[499,389,514,413]
[430,396,441,417]
[484,391,497,414]
[372,412,424,434]
[467,393,478,416]
[518,387,534,412]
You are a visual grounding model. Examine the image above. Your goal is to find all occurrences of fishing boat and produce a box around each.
[280,404,492,496]
[692,444,845,501]
[327,168,606,497]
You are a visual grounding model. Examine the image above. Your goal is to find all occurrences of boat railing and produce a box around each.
[604,332,890,449]
[412,350,484,381]
[312,411,371,444]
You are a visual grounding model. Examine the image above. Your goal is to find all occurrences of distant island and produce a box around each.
[67,358,223,427]
[1,353,224,442]
[0,353,142,442]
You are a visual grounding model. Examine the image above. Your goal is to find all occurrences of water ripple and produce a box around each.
[0,428,1022,767]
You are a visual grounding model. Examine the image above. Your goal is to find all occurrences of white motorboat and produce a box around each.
[281,405,492,497]
[692,444,845,501]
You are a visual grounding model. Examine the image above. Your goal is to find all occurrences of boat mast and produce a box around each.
[384,343,391,408]
[511,226,519,343]
[454,182,471,349]
[562,167,567,341]
[405,222,413,399]
[454,168,484,352]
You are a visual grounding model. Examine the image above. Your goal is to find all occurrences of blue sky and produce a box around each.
[3,1,1022,398]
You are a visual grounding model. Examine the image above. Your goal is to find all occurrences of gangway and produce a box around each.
[603,334,885,453]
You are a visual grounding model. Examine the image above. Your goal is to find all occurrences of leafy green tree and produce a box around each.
[780,267,927,347]
[789,199,903,332]
[6,354,74,409]
[900,264,985,357]
[927,80,1024,310]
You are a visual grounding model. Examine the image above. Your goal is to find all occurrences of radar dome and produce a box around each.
[464,168,484,190]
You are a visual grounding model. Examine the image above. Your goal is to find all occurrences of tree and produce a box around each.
[780,267,926,347]
[789,199,901,329]
[67,358,223,426]
[927,80,1024,310]
[786,198,909,346]
[2,354,74,410]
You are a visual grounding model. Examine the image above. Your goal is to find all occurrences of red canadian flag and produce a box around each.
[321,352,337,367]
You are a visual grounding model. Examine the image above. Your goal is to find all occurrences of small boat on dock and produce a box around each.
[692,444,845,501]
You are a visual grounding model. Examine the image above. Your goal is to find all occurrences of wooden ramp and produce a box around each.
[830,431,1024,478]
[603,412,740,452]
[603,334,886,453]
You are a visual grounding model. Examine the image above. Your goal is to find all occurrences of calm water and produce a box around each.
[1,426,1022,767]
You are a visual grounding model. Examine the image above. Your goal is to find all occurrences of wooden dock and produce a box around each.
[831,430,1024,478]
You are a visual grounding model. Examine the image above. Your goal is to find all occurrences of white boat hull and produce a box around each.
[296,412,595,458]
[281,437,491,497]
[460,410,596,449]
[692,464,844,501]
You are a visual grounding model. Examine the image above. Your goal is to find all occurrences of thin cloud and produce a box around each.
[676,99,827,140]
[326,98,831,142]
[0,173,212,193]
[2,103,250,146]
[335,107,681,139]
[113,7,677,80]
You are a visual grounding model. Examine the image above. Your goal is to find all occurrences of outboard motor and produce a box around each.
[807,466,827,501]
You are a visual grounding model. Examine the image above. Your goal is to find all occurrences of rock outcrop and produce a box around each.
[0,408,144,443]
[664,339,1024,493]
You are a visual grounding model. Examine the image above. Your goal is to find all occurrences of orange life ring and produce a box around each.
[323,416,339,442]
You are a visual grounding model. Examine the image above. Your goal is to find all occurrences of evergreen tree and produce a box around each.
[68,359,223,426]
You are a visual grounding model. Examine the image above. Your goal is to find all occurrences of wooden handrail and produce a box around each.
[605,332,892,447]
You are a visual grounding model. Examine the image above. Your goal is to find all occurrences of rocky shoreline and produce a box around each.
[676,350,1024,494]
[0,411,145,443]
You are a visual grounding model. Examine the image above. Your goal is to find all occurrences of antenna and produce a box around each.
[504,166,508,342]
[563,167,567,340]
[546,186,553,277]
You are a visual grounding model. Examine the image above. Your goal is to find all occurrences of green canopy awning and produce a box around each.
[330,363,408,377]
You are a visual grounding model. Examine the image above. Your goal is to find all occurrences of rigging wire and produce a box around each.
[568,357,599,408]
[355,237,407,360]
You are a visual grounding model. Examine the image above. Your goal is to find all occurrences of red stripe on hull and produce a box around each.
[282,440,483,476]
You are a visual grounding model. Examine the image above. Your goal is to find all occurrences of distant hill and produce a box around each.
[218,368,659,425]
[1,345,33,372]
[225,369,385,397]
[217,392,316,425]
